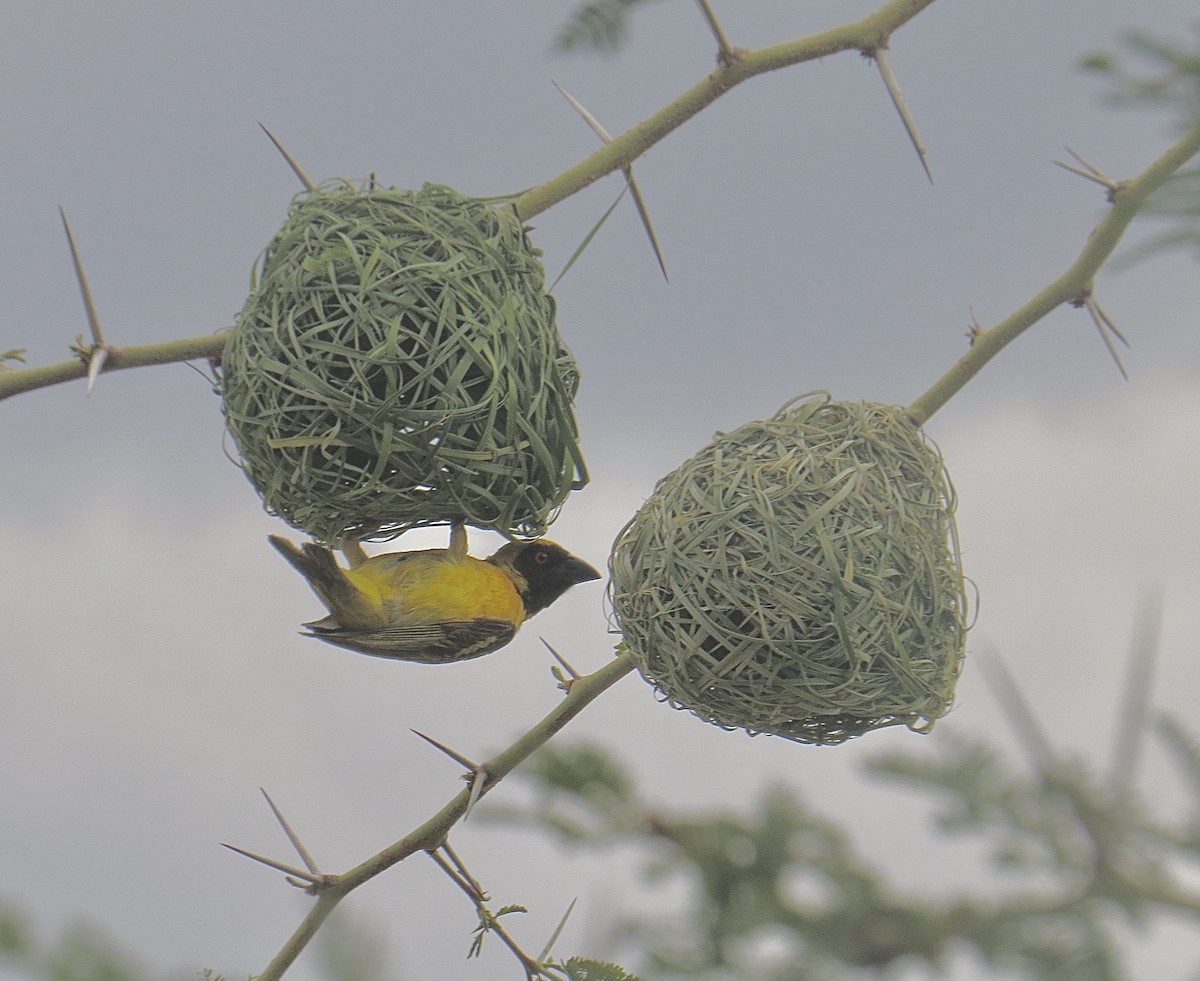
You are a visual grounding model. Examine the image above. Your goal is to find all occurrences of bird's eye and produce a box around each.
[534,549,550,564]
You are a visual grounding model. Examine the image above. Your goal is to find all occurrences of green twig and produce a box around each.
[254,649,636,981]
[907,119,1200,425]
[0,332,227,401]
[4,1,935,404]
[514,0,938,219]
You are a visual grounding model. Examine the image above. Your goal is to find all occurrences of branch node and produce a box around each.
[965,308,984,347]
[693,0,737,66]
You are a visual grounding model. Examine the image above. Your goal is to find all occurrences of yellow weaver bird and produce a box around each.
[268,524,601,663]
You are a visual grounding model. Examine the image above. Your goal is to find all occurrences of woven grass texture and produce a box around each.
[219,180,587,544]
[610,393,968,745]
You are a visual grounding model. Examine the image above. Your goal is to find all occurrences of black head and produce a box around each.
[490,540,602,619]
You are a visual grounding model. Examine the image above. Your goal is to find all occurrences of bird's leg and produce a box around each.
[448,520,468,561]
[339,537,370,568]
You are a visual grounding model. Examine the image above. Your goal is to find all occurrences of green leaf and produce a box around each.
[563,957,648,981]
[552,0,659,55]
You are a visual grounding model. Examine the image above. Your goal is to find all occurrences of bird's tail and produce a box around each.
[267,535,386,630]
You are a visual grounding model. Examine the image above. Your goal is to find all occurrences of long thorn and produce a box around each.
[1082,294,1130,380]
[552,80,613,143]
[220,843,323,885]
[1109,591,1165,800]
[1087,295,1130,346]
[871,49,933,184]
[411,729,491,818]
[694,0,736,64]
[260,788,321,875]
[86,347,109,394]
[624,168,669,281]
[464,769,488,818]
[258,122,315,191]
[975,644,1056,774]
[552,80,668,281]
[59,209,106,347]
[60,208,111,395]
[410,729,479,771]
[543,638,581,693]
[542,638,580,679]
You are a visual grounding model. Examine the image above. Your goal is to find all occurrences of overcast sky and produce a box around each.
[3,2,1200,979]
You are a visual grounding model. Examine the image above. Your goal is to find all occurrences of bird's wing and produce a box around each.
[300,617,517,664]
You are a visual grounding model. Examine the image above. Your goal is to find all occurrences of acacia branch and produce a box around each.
[514,0,938,219]
[0,332,226,401]
[2,0,937,403]
[906,119,1200,425]
[254,649,636,981]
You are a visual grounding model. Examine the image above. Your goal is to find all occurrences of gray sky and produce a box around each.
[3,2,1199,978]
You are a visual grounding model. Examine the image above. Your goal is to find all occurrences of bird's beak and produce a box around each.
[564,556,603,585]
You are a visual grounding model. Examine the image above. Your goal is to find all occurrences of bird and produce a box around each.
[267,523,602,663]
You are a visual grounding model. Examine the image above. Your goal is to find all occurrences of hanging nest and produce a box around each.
[609,393,968,746]
[218,179,587,544]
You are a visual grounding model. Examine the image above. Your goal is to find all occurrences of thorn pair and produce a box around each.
[551,80,669,282]
[222,788,334,894]
[1056,146,1132,377]
[1055,146,1125,201]
[1073,290,1131,380]
[966,294,1129,380]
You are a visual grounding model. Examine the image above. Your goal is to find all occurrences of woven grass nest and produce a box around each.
[609,393,968,746]
[219,180,586,544]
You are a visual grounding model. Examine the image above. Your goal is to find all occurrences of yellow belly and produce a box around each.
[346,554,525,627]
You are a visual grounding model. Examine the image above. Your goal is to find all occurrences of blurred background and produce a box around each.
[2,1,1198,978]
